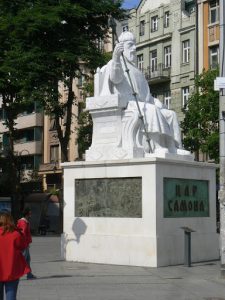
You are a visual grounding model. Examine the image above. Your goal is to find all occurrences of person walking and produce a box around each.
[17,207,36,280]
[0,211,31,300]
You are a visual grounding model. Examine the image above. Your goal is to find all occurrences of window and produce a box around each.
[139,20,145,36]
[151,16,158,32]
[0,109,4,121]
[15,129,33,143]
[77,73,85,87]
[150,50,157,72]
[209,46,219,69]
[182,87,189,107]
[182,40,190,63]
[209,0,219,24]
[185,0,195,14]
[0,108,6,121]
[14,127,42,144]
[164,46,171,68]
[137,54,144,71]
[122,25,129,32]
[50,145,59,163]
[0,134,3,150]
[164,11,169,28]
[20,156,34,171]
[164,91,171,109]
[209,26,217,42]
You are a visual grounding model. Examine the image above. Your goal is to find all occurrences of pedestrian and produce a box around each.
[17,207,36,280]
[0,211,31,300]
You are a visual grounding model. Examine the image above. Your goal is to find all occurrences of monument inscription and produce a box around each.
[164,178,209,218]
[75,177,142,217]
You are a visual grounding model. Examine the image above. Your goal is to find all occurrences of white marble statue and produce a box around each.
[85,31,192,161]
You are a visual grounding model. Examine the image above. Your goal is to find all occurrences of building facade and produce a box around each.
[0,100,43,188]
[126,0,196,121]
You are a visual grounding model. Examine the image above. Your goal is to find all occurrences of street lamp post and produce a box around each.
[219,0,225,277]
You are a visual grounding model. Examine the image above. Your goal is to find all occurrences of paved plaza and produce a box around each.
[17,236,225,300]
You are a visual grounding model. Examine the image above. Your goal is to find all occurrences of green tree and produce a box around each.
[181,68,219,162]
[0,1,32,216]
[0,1,123,217]
[2,0,124,162]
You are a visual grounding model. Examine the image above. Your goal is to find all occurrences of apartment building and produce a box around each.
[198,0,220,72]
[127,0,196,121]
[0,100,43,190]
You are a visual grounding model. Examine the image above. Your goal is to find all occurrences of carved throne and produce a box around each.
[85,68,144,161]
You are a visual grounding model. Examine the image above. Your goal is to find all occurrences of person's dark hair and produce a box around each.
[0,212,16,235]
[22,207,31,217]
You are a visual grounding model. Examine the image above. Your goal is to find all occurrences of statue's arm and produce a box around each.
[109,43,124,84]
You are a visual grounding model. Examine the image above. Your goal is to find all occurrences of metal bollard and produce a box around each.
[181,227,195,267]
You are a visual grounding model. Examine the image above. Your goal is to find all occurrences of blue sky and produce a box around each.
[122,0,140,9]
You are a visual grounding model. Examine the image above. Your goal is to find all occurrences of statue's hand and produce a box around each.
[112,42,124,62]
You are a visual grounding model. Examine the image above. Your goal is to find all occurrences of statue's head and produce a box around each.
[118,31,136,64]
[118,31,136,43]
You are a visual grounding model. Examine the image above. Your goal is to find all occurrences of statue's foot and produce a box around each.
[154,147,169,155]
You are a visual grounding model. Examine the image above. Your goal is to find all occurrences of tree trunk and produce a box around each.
[55,75,75,163]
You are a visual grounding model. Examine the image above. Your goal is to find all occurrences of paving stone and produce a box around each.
[16,237,225,300]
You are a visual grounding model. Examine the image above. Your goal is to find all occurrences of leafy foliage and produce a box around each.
[181,68,219,162]
[0,0,124,162]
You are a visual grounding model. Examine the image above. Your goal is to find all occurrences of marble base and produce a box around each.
[61,158,219,267]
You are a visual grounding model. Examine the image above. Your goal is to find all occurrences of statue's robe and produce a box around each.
[99,58,181,149]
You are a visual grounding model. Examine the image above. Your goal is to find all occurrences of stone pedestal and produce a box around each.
[61,158,218,267]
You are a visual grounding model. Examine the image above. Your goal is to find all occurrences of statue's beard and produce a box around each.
[124,52,136,65]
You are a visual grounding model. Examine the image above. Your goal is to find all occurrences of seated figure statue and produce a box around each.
[85,31,192,161]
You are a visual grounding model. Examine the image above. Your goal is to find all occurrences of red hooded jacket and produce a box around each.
[0,228,31,281]
[17,218,32,248]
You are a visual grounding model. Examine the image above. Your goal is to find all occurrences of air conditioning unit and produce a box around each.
[214,77,225,91]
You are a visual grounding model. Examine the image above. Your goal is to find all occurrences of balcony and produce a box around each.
[0,112,43,133]
[14,141,42,155]
[144,64,171,84]
[38,162,62,175]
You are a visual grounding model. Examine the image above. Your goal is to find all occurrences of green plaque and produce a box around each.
[164,178,209,218]
[75,177,142,218]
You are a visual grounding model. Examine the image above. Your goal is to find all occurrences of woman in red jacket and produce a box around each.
[0,211,30,300]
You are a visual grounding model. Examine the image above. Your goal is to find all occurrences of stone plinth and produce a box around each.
[61,158,218,267]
